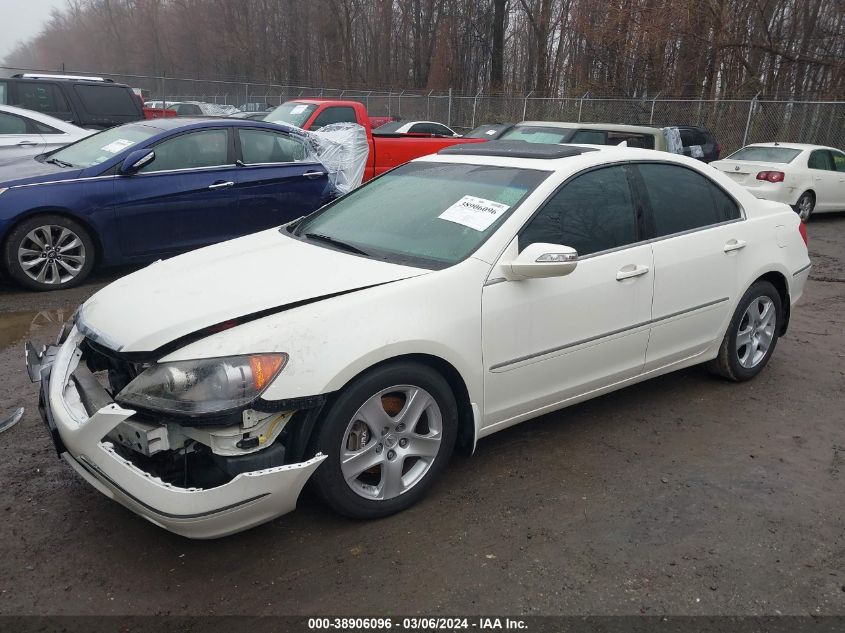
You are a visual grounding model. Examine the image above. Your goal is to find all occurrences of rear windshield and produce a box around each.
[265,102,318,128]
[500,126,574,144]
[726,147,801,163]
[74,84,139,116]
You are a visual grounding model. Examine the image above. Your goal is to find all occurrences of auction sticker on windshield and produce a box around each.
[101,139,136,154]
[438,195,510,231]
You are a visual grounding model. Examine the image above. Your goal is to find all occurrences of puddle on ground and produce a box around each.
[0,309,71,351]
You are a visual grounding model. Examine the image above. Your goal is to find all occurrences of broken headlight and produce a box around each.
[116,353,287,415]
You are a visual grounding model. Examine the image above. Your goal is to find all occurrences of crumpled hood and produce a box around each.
[77,228,429,354]
[0,156,85,187]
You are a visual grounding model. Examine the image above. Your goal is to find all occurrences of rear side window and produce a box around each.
[238,128,306,163]
[74,85,138,116]
[311,106,357,129]
[0,112,27,134]
[0,82,8,104]
[519,165,638,256]
[637,163,739,237]
[32,120,62,134]
[16,82,68,113]
[808,150,835,171]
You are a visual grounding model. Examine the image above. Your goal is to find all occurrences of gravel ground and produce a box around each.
[0,217,843,617]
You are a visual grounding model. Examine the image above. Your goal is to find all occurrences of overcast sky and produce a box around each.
[0,0,67,62]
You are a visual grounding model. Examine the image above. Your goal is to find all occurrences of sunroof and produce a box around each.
[438,140,596,159]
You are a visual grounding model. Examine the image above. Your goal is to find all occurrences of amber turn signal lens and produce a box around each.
[249,354,287,390]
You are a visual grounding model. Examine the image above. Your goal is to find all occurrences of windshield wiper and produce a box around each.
[45,158,73,168]
[302,232,370,257]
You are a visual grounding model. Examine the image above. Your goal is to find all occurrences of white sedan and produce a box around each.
[27,142,810,538]
[374,120,460,136]
[712,143,845,221]
[0,105,94,159]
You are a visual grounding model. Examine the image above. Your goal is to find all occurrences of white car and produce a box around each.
[374,120,460,136]
[0,105,94,160]
[712,143,845,221]
[27,142,811,538]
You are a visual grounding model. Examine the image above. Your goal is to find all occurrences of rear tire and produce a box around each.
[2,215,95,291]
[707,281,782,382]
[792,191,815,222]
[310,361,458,519]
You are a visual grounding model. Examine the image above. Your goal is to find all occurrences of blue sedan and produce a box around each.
[0,118,334,290]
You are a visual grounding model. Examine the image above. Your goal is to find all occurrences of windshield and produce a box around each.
[726,146,802,163]
[48,123,158,168]
[500,126,575,144]
[293,162,549,268]
[265,102,318,128]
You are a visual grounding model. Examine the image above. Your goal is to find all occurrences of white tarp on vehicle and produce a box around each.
[307,123,369,195]
[662,126,683,154]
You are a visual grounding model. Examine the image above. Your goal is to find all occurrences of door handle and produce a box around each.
[208,181,234,190]
[616,264,650,281]
[17,140,38,147]
[303,170,326,179]
[724,239,747,253]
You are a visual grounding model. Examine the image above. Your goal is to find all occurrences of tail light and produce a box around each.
[756,171,785,183]
[798,221,808,246]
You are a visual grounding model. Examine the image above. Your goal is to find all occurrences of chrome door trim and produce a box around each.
[489,297,729,372]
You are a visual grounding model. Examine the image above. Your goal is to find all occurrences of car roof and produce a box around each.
[517,121,662,135]
[420,142,698,173]
[0,104,83,132]
[128,117,300,135]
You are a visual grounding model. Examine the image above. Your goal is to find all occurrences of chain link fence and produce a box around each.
[3,67,843,153]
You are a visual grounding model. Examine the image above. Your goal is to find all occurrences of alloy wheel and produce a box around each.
[797,195,813,222]
[736,296,777,369]
[17,225,87,286]
[340,385,443,501]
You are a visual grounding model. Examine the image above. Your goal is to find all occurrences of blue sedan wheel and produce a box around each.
[4,215,95,291]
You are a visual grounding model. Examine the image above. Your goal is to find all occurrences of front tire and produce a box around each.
[310,361,458,519]
[793,191,815,222]
[3,215,95,291]
[708,281,782,381]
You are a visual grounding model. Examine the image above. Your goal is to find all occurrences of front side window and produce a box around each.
[140,128,230,172]
[0,111,27,134]
[293,162,548,267]
[311,106,357,129]
[832,151,845,173]
[239,128,306,164]
[48,123,158,168]
[808,150,834,171]
[637,163,738,238]
[0,81,8,104]
[607,131,655,149]
[519,165,638,256]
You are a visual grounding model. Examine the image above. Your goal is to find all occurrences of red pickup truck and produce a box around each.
[265,99,484,181]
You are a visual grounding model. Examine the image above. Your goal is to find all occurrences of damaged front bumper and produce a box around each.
[26,327,325,539]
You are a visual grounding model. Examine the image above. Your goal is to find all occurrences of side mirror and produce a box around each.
[504,243,578,280]
[119,149,155,175]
